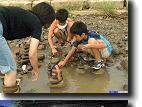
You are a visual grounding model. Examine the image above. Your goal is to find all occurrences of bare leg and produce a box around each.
[66,22,73,41]
[4,69,17,87]
[77,39,102,61]
[91,48,101,61]
[88,38,102,61]
[54,28,64,43]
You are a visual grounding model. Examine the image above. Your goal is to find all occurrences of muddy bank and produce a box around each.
[0,12,128,93]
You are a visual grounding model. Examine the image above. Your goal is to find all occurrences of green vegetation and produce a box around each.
[92,1,122,16]
[0,1,127,17]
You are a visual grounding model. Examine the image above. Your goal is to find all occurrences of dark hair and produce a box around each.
[31,2,55,26]
[55,9,68,22]
[70,21,88,36]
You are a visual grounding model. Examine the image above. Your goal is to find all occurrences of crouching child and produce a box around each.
[58,21,112,70]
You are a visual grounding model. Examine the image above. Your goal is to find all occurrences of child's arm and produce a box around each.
[83,39,107,49]
[55,65,61,80]
[48,23,58,55]
[71,36,76,45]
[58,46,76,67]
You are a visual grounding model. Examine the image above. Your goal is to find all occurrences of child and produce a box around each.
[48,9,74,55]
[58,21,112,70]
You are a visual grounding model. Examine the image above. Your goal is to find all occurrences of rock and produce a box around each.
[73,63,77,66]
[20,59,30,65]
[27,65,32,71]
[106,58,113,63]
[70,64,74,68]
[123,85,128,91]
[125,47,128,54]
[23,49,29,53]
[112,49,119,55]
[21,55,29,59]
[84,65,90,70]
[47,69,57,75]
[49,77,62,84]
[44,36,48,40]
[50,57,60,64]
[120,57,128,71]
[17,68,23,73]
[122,37,128,41]
[20,44,24,48]
[49,80,65,88]
[92,68,105,74]
[10,42,16,47]
[51,73,58,79]
[112,44,120,55]
[15,44,20,48]
[38,45,45,50]
[116,66,124,71]
[78,65,84,69]
[19,75,24,82]
[38,54,45,61]
[52,36,58,44]
[106,62,114,67]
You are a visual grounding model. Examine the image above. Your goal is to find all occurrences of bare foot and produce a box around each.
[32,70,38,81]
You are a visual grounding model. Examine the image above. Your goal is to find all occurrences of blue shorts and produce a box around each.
[0,21,17,74]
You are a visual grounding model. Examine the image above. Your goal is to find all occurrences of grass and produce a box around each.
[52,1,84,17]
[0,1,127,17]
[91,1,123,16]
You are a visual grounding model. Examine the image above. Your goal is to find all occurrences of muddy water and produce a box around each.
[50,63,127,93]
[0,49,127,93]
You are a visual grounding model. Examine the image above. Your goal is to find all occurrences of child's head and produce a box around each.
[55,9,68,25]
[70,21,88,41]
[32,2,55,27]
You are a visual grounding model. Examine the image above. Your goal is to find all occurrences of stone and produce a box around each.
[106,58,114,63]
[49,80,65,88]
[21,55,29,59]
[106,62,114,67]
[38,54,45,61]
[49,77,62,84]
[123,85,128,91]
[38,45,45,50]
[92,68,105,75]
[112,49,120,55]
[120,57,128,71]
[21,59,30,65]
[116,66,124,71]
[44,36,48,40]
[50,57,60,64]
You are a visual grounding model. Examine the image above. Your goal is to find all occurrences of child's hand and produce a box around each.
[83,44,91,49]
[58,61,66,67]
[52,48,58,55]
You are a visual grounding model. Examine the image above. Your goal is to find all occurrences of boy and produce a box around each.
[0,2,55,93]
[48,9,74,55]
[58,21,112,70]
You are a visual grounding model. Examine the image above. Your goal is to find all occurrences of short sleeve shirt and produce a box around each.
[0,6,42,40]
[73,30,101,47]
[48,18,73,36]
